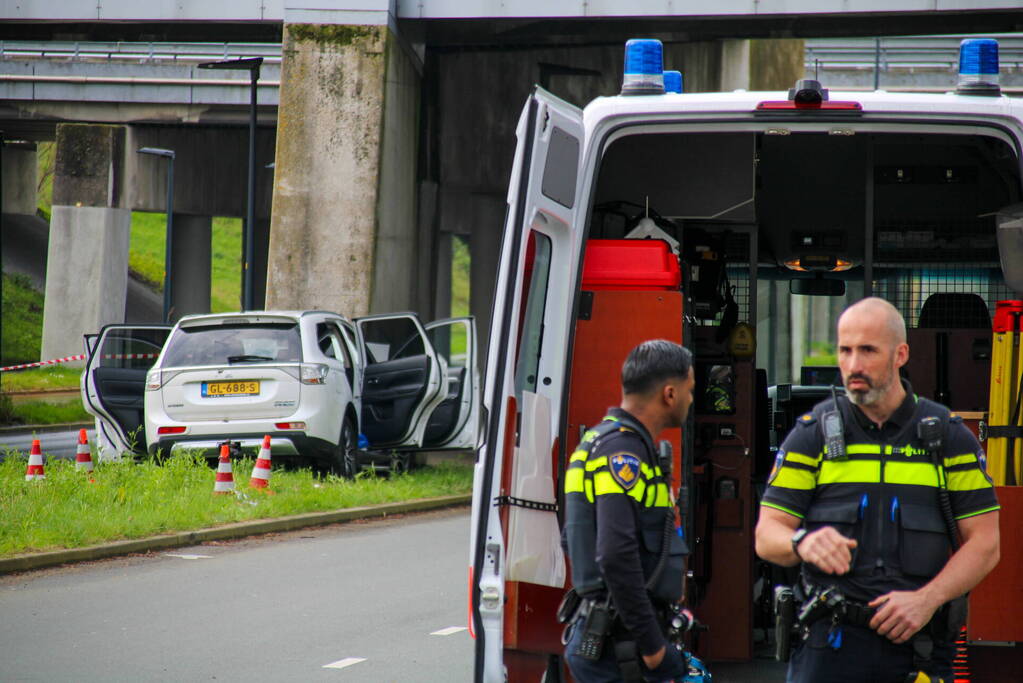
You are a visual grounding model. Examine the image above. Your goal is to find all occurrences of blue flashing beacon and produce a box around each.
[622,39,664,95]
[664,70,683,94]
[958,38,1000,96]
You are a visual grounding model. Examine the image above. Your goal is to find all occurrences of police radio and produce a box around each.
[823,386,847,461]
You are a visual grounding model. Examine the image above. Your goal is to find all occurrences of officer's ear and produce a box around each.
[894,341,909,369]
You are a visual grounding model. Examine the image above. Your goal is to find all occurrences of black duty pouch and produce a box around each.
[557,588,581,624]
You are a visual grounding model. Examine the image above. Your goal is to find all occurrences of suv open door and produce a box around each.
[81,324,171,459]
[470,88,584,682]
[354,313,446,449]
[423,317,480,450]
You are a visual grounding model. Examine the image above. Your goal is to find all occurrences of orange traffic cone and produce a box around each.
[213,443,235,494]
[249,435,272,490]
[75,429,94,473]
[25,438,45,481]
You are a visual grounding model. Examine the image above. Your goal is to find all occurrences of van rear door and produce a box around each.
[471,88,585,682]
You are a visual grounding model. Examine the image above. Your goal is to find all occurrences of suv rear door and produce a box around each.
[81,324,171,458]
[354,313,445,448]
[423,317,480,449]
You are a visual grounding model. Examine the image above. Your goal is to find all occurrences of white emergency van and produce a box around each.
[470,38,1023,681]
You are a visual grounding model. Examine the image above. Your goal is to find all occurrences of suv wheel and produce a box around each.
[330,419,359,479]
[389,450,413,475]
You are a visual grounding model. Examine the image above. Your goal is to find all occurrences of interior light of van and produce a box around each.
[664,69,683,94]
[622,38,665,95]
[157,426,186,435]
[299,363,329,385]
[958,38,1000,96]
[756,101,862,111]
[784,257,854,272]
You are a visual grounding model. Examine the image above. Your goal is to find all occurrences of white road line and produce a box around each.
[164,553,212,560]
[430,626,468,636]
[322,658,366,670]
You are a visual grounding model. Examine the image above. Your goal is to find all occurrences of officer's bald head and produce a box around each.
[838,297,906,349]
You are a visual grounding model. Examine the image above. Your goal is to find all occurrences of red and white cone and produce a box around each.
[25,438,45,481]
[249,435,272,490]
[213,443,235,494]
[75,429,94,473]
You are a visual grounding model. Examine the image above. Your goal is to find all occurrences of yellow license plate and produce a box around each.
[203,380,260,397]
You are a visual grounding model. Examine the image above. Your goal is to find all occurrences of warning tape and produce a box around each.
[0,353,159,372]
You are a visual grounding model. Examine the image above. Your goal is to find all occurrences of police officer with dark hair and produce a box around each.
[563,339,696,682]
[756,297,1001,683]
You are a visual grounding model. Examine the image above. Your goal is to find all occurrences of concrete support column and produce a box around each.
[42,123,128,362]
[718,38,805,92]
[170,214,212,320]
[2,141,38,215]
[266,23,421,318]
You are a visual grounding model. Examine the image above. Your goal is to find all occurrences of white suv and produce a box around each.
[81,311,479,474]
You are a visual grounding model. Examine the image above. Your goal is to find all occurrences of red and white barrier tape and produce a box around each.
[0,353,158,372]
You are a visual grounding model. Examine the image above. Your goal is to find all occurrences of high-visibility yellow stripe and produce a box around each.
[762,501,805,519]
[819,459,881,484]
[584,478,594,503]
[570,450,588,463]
[565,467,584,494]
[585,456,608,472]
[645,485,655,506]
[640,461,655,479]
[581,430,600,442]
[884,461,939,487]
[945,454,977,467]
[845,444,883,455]
[884,445,927,457]
[593,471,623,496]
[772,466,816,490]
[947,468,993,491]
[654,483,669,506]
[786,452,819,468]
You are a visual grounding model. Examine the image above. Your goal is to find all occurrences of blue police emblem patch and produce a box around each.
[609,452,642,490]
[768,451,785,484]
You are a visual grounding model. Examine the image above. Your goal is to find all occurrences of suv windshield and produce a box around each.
[161,322,302,367]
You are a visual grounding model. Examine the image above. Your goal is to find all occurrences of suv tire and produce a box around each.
[330,418,360,479]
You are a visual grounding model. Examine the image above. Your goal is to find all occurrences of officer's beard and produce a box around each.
[844,369,894,406]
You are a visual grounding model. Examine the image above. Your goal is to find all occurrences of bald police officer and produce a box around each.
[563,340,695,682]
[756,297,1000,683]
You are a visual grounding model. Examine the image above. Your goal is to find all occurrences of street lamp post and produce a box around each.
[137,147,176,323]
[198,57,263,311]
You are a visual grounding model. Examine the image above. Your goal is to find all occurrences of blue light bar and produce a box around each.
[622,39,664,95]
[664,70,683,94]
[957,38,1000,96]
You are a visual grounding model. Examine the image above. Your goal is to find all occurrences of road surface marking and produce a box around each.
[164,553,212,560]
[323,658,366,670]
[431,626,467,636]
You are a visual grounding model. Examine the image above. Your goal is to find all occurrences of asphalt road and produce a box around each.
[0,507,474,682]
[0,426,93,461]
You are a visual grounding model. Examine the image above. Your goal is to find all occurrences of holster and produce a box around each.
[612,639,644,683]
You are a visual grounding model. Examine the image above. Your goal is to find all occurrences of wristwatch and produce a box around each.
[791,528,809,560]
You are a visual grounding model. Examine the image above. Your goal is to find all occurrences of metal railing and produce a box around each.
[0,41,282,65]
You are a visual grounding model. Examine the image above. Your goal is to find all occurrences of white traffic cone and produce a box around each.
[249,435,272,490]
[213,443,235,494]
[75,429,94,473]
[24,438,45,481]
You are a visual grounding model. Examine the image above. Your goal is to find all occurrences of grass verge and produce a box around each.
[3,400,90,426]
[0,455,472,557]
[1,366,82,392]
[1,273,44,366]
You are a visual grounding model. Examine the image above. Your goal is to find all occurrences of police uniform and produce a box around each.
[563,408,688,682]
[762,381,1000,683]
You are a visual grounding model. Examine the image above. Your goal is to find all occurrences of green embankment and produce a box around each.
[0,456,472,557]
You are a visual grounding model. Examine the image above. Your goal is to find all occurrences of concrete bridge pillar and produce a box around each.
[2,141,38,215]
[42,123,130,362]
[266,24,421,318]
[170,214,212,320]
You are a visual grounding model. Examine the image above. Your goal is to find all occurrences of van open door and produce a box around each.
[423,317,480,450]
[471,88,585,682]
[354,313,445,449]
[81,324,171,459]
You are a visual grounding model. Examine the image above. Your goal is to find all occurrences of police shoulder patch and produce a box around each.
[608,452,643,491]
[767,451,785,485]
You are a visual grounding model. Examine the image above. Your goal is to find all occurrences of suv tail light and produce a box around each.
[275,422,306,430]
[300,363,329,385]
[157,426,186,435]
[146,370,162,391]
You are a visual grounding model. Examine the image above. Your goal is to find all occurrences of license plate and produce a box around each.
[202,380,260,397]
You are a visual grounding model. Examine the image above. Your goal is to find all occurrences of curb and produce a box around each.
[0,421,92,435]
[0,493,471,575]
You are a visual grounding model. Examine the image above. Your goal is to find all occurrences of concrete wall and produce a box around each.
[2,142,38,215]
